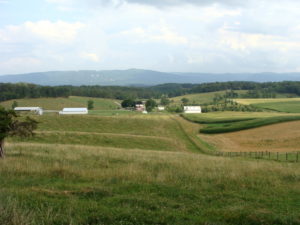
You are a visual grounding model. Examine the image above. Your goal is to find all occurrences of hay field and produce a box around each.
[199,120,300,152]
[1,143,299,225]
[8,114,202,152]
[0,96,120,110]
[235,98,300,105]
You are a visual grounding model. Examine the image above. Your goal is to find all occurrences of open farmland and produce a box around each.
[8,114,202,152]
[235,98,300,113]
[0,96,121,111]
[199,120,300,152]
[171,90,246,105]
[1,100,300,224]
[182,111,300,133]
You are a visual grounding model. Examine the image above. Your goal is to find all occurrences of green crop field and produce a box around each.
[0,96,121,111]
[182,111,300,133]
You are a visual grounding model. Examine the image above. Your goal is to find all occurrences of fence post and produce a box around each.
[297,152,299,162]
[277,152,279,161]
[268,151,271,159]
[286,152,288,161]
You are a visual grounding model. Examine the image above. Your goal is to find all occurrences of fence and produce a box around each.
[214,151,299,163]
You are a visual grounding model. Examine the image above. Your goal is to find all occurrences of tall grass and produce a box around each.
[1,143,299,225]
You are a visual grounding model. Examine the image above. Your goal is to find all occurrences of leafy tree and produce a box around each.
[11,101,18,109]
[181,98,189,105]
[0,107,38,158]
[145,99,157,112]
[121,99,136,108]
[87,100,94,110]
[160,96,170,106]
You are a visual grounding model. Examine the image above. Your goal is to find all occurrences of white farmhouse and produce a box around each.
[184,106,202,114]
[59,108,88,115]
[158,106,165,111]
[14,107,43,115]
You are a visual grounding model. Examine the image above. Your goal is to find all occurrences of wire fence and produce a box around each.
[214,151,299,163]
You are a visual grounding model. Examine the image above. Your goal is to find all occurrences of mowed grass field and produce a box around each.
[0,96,121,111]
[8,114,202,153]
[235,98,300,113]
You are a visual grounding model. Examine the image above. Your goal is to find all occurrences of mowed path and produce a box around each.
[199,120,300,152]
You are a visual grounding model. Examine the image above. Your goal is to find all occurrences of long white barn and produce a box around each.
[59,108,88,115]
[14,107,43,115]
[184,106,202,114]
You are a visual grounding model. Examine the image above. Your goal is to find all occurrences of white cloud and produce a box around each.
[24,20,85,43]
[81,52,100,62]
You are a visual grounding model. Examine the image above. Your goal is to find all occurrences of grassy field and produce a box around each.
[182,112,300,133]
[0,96,121,111]
[8,114,203,153]
[235,98,300,113]
[1,143,299,225]
[171,91,247,105]
[1,103,300,224]
[199,120,300,152]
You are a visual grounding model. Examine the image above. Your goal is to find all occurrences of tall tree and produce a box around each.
[87,100,94,110]
[0,107,38,158]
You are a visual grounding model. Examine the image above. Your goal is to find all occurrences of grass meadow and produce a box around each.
[1,143,299,225]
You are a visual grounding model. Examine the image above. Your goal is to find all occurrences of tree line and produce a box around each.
[1,81,300,102]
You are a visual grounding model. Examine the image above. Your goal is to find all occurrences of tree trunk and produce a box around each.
[0,140,4,158]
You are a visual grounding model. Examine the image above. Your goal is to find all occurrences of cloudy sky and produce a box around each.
[1,0,300,74]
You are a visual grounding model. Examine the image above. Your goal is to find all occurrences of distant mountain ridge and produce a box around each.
[1,69,300,86]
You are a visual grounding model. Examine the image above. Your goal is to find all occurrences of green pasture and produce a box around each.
[171,90,246,105]
[0,96,120,110]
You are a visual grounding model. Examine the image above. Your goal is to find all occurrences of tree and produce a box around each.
[0,107,38,158]
[87,100,94,110]
[11,101,18,109]
[121,99,136,108]
[181,98,189,105]
[145,99,157,112]
[160,96,170,106]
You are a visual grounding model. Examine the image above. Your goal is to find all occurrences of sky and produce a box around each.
[1,0,300,74]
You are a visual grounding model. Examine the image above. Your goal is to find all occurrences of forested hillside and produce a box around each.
[1,81,300,102]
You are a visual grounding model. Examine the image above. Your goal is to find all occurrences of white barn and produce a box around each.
[59,108,88,115]
[184,106,202,114]
[14,107,43,115]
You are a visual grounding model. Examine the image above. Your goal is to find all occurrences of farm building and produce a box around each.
[158,106,165,111]
[14,107,43,115]
[135,104,145,112]
[59,108,88,115]
[184,106,202,114]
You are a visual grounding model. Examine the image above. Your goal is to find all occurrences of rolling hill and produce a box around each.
[1,69,300,86]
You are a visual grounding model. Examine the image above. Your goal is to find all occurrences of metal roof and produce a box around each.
[62,108,88,112]
[14,107,42,110]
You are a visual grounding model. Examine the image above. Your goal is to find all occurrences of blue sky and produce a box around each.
[1,0,300,74]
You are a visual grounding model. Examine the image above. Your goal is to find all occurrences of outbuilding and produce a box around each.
[59,108,88,115]
[184,106,202,114]
[14,107,43,115]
